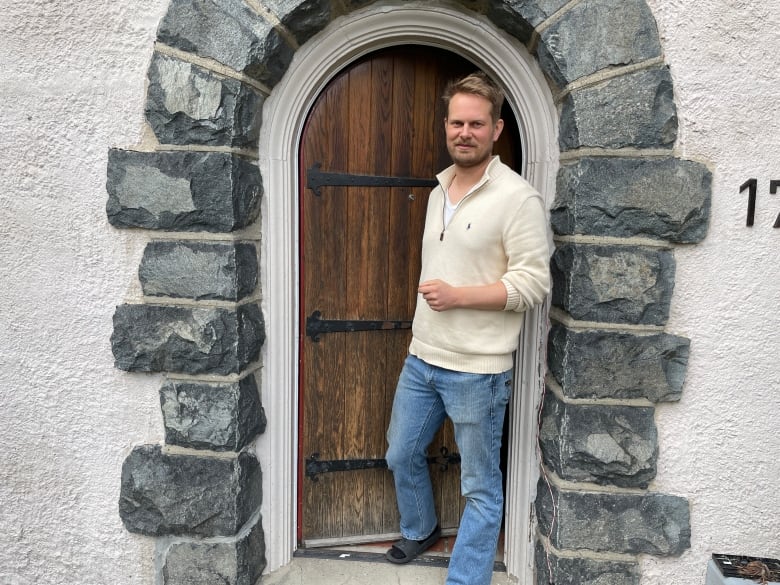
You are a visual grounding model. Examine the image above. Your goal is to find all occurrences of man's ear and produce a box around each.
[492,118,505,142]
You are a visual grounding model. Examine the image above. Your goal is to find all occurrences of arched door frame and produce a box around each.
[257,5,558,578]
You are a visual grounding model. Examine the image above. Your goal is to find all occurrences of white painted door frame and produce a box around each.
[256,3,558,579]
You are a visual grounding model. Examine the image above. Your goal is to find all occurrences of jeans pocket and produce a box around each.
[496,371,513,406]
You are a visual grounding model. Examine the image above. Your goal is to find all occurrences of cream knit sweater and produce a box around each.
[408,156,551,374]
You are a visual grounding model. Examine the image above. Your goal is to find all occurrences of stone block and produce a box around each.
[262,0,333,45]
[536,480,691,555]
[486,0,571,44]
[111,304,265,375]
[547,323,689,402]
[160,376,267,452]
[559,66,677,150]
[537,0,661,87]
[146,53,264,148]
[539,391,658,488]
[106,149,262,233]
[156,0,294,86]
[553,157,712,243]
[139,241,258,301]
[534,542,640,585]
[551,243,675,325]
[119,445,262,537]
[162,515,266,585]
[341,0,374,9]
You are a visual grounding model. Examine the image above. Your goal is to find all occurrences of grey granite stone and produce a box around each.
[263,0,333,45]
[156,0,294,86]
[547,323,689,402]
[139,241,258,301]
[559,66,677,150]
[534,542,640,585]
[551,243,676,325]
[162,515,266,585]
[537,0,661,87]
[160,376,267,452]
[146,53,264,148]
[539,391,658,488]
[553,157,712,243]
[119,445,262,537]
[106,149,262,233]
[340,0,374,8]
[486,0,570,44]
[111,304,264,375]
[536,480,691,555]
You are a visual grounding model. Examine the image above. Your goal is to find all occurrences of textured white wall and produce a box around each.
[644,0,780,582]
[0,1,778,585]
[0,2,168,584]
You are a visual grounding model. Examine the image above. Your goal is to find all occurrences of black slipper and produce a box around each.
[385,525,442,564]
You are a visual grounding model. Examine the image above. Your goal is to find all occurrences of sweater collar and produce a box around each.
[436,155,501,191]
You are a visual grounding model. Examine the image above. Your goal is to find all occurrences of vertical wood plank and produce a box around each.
[301,70,350,540]
[361,54,394,535]
[340,59,373,536]
[384,49,416,535]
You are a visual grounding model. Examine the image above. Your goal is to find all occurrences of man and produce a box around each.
[384,72,551,585]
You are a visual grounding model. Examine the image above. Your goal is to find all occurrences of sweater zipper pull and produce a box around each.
[440,230,444,241]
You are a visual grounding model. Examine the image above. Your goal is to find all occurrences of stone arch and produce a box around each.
[258,6,557,577]
[107,1,711,584]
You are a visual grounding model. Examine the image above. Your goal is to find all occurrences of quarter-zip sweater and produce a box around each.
[408,156,551,374]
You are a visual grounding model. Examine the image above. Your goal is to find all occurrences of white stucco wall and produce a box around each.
[0,2,777,585]
[0,2,168,584]
[643,0,780,582]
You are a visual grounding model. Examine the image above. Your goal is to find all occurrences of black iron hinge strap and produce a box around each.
[306,310,411,342]
[307,162,437,196]
[305,448,460,481]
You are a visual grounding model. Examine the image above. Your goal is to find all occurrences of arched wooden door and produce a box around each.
[298,45,520,546]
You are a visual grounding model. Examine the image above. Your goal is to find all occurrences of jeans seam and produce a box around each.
[406,373,439,539]
[490,374,499,506]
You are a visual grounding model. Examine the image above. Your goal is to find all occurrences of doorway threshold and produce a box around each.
[296,530,506,570]
[295,546,507,572]
[264,552,514,585]
[295,547,451,568]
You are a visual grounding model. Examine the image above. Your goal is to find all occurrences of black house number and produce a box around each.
[740,179,780,227]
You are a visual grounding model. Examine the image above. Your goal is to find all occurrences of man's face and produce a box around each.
[445,93,504,169]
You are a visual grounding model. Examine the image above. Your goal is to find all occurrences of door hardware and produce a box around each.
[306,310,411,342]
[307,162,437,197]
[305,448,461,481]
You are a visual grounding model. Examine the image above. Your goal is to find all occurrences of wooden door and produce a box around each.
[299,45,519,546]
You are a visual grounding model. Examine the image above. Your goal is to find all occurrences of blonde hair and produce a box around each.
[442,72,505,123]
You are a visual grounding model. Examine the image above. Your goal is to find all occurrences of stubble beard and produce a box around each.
[448,143,492,169]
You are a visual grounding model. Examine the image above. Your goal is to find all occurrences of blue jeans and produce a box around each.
[386,355,512,585]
